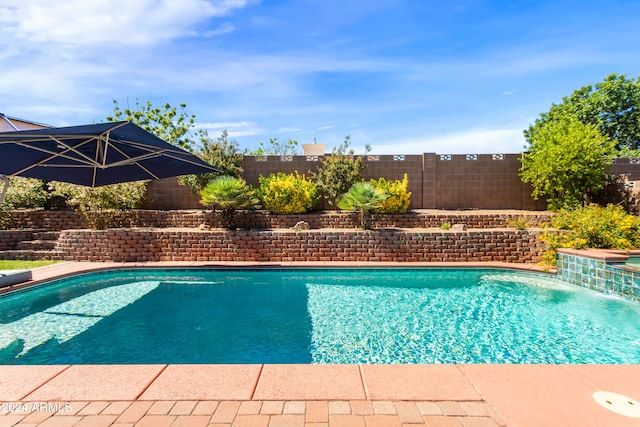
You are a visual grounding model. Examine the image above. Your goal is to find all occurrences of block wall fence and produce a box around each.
[143,154,640,211]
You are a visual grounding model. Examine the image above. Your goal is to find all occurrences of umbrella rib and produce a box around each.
[1,121,218,186]
[7,137,102,176]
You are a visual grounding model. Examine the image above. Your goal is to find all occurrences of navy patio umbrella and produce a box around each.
[0,121,220,185]
[0,121,220,203]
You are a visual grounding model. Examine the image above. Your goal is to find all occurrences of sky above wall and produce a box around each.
[1,0,639,154]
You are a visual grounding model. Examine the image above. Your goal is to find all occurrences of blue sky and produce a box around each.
[2,0,640,154]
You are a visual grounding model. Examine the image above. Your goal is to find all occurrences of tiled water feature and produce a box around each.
[557,249,640,302]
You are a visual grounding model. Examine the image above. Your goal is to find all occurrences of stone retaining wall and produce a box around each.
[56,229,544,263]
[0,231,33,250]
[8,209,552,231]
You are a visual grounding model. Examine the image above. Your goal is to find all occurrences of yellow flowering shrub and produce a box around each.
[258,171,318,214]
[539,204,640,265]
[370,174,411,214]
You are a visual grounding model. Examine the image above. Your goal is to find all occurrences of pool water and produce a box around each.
[1,268,639,364]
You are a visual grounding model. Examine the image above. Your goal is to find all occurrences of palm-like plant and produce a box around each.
[337,182,388,229]
[200,176,256,229]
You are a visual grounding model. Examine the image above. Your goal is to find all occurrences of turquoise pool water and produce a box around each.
[1,268,639,364]
[627,256,640,267]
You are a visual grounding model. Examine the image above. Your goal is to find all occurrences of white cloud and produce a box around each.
[0,0,253,46]
[371,128,527,155]
[195,120,264,137]
[202,22,235,37]
[277,127,302,134]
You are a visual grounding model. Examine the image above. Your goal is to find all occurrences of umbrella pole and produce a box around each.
[0,175,9,206]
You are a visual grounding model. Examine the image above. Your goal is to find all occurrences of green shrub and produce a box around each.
[312,135,369,206]
[539,204,640,265]
[1,178,51,229]
[440,222,452,230]
[257,171,318,214]
[1,177,49,209]
[178,130,244,194]
[370,174,411,214]
[50,181,148,229]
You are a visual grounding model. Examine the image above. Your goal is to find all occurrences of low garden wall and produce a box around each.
[0,230,33,250]
[7,209,552,231]
[55,229,544,263]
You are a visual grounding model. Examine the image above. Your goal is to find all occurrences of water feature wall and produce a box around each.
[557,249,640,302]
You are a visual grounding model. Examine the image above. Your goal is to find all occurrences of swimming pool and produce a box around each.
[1,268,639,364]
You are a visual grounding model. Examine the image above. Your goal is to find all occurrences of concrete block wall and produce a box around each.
[142,153,561,210]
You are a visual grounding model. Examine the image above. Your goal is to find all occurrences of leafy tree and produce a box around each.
[200,176,256,229]
[313,135,371,206]
[106,98,196,151]
[249,137,300,156]
[524,74,640,152]
[520,117,617,210]
[178,130,244,194]
[337,182,388,230]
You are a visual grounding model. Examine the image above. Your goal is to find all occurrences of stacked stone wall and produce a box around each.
[7,209,552,231]
[56,229,544,263]
[0,231,33,250]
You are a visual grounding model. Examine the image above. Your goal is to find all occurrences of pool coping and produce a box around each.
[2,261,639,427]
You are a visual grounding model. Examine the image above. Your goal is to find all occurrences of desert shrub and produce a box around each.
[257,172,318,214]
[370,174,411,214]
[539,204,640,265]
[506,215,532,230]
[50,181,148,229]
[440,222,452,230]
[313,135,369,206]
[178,130,244,194]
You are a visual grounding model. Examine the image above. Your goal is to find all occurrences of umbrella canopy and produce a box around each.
[0,121,219,187]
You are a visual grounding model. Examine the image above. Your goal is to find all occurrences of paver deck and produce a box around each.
[1,262,639,427]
